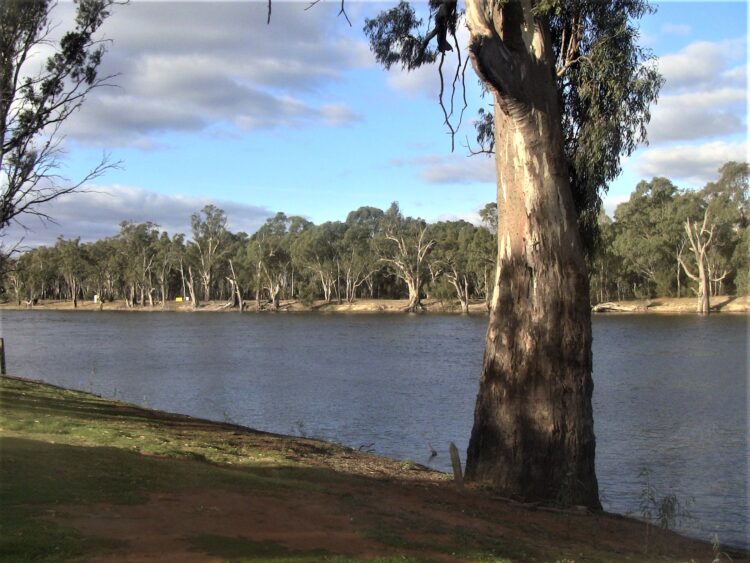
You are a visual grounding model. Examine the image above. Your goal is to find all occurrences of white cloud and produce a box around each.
[320,104,365,127]
[648,87,746,142]
[49,2,371,147]
[602,194,629,218]
[387,64,442,98]
[634,141,748,186]
[405,154,495,184]
[658,39,746,93]
[722,64,747,88]
[3,185,273,248]
[645,38,747,146]
[434,210,482,226]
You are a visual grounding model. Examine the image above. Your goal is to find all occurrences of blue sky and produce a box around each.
[6,0,748,246]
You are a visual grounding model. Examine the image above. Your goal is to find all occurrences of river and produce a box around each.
[0,310,747,548]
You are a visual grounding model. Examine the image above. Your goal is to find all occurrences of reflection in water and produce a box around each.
[1,311,747,548]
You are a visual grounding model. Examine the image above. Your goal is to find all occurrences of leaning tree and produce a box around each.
[0,0,118,235]
[273,0,662,507]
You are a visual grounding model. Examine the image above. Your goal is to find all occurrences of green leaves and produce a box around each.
[548,1,663,249]
[1,0,116,231]
[363,1,437,71]
[590,163,749,301]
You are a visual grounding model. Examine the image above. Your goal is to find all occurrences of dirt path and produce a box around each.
[48,477,741,562]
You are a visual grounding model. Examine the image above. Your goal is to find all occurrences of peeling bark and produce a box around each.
[464,0,599,508]
[678,211,726,315]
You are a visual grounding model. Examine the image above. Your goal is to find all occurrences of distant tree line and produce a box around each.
[2,162,746,312]
[2,202,498,313]
[589,162,748,312]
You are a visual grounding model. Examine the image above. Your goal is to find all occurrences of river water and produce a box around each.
[1,310,747,548]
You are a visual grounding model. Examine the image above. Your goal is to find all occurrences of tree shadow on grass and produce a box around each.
[0,436,541,562]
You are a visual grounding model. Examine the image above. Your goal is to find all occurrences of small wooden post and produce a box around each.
[0,338,6,375]
[449,441,463,489]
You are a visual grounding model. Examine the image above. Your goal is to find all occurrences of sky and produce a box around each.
[4,0,748,247]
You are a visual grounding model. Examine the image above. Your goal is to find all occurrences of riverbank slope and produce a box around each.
[1,375,745,562]
[2,295,748,313]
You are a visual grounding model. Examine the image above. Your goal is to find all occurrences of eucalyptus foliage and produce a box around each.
[0,0,117,232]
[365,0,663,251]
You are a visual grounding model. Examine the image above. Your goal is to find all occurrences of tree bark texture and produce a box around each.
[464,0,599,508]
[678,213,715,315]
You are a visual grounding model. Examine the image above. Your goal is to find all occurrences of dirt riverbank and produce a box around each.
[1,375,746,562]
[2,295,748,314]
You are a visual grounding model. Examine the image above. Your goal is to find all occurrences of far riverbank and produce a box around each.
[1,295,748,313]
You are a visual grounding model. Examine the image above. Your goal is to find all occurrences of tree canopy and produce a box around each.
[365,0,661,249]
[0,0,117,238]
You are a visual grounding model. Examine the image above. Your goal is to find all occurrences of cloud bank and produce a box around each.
[52,2,372,147]
[4,185,273,248]
[635,141,748,186]
[633,38,748,185]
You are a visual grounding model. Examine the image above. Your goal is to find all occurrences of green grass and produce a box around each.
[0,376,542,562]
[0,506,121,563]
[0,377,346,561]
[187,532,424,563]
[187,534,342,562]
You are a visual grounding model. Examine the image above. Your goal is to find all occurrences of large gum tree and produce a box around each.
[363,0,662,508]
[263,0,663,507]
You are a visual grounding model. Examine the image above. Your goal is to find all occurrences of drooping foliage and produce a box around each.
[363,1,438,70]
[365,0,663,251]
[3,202,496,310]
[0,0,117,233]
[5,163,746,307]
[589,162,749,301]
[547,1,664,249]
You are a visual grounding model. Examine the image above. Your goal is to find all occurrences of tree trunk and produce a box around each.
[679,214,714,315]
[269,284,281,311]
[405,279,422,312]
[450,274,470,314]
[484,268,492,312]
[255,269,262,311]
[227,260,243,311]
[464,0,599,508]
[697,260,710,314]
[460,297,469,314]
[346,272,354,303]
[186,267,199,309]
[180,265,187,300]
[320,272,332,302]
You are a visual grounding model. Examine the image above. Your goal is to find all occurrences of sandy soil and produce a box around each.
[3,295,748,313]
[0,297,492,314]
[592,295,750,313]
